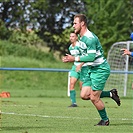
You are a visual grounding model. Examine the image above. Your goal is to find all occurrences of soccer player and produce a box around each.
[67,32,120,108]
[121,48,133,57]
[63,14,120,126]
[68,32,89,107]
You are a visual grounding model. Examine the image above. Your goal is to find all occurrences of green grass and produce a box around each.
[1,97,133,133]
[0,55,72,69]
[0,55,72,97]
[0,55,133,132]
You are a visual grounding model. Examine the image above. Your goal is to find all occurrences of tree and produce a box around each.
[44,27,73,58]
[0,0,30,30]
[30,0,86,54]
[0,0,132,58]
[0,19,10,39]
[0,0,86,56]
[84,0,133,56]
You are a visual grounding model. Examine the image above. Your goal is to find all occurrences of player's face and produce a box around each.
[69,33,77,43]
[73,17,82,34]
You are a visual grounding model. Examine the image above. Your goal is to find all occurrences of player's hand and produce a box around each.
[121,48,131,56]
[76,65,81,72]
[62,54,75,63]
[76,63,84,72]
[65,54,75,62]
[62,56,69,63]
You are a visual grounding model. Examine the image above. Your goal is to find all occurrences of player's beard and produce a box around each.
[74,27,81,34]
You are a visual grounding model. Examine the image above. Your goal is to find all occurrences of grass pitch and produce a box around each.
[1,96,133,133]
[0,55,133,132]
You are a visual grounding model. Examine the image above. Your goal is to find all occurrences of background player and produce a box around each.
[68,32,88,107]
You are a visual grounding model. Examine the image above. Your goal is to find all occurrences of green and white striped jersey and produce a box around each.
[78,30,107,66]
[69,41,88,66]
[69,41,80,56]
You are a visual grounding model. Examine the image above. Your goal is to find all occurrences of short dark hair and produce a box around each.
[74,14,87,25]
[70,32,78,36]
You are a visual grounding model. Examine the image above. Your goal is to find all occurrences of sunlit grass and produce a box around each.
[1,97,132,133]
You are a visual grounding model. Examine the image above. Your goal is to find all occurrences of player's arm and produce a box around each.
[75,52,95,62]
[121,48,132,56]
[77,39,96,62]
[76,62,84,72]
[65,39,96,62]
[62,52,95,62]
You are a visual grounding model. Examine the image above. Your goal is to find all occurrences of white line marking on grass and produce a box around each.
[2,104,37,107]
[2,112,88,120]
[1,112,133,121]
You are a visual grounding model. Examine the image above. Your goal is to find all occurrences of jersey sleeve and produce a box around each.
[79,36,96,62]
[131,52,133,57]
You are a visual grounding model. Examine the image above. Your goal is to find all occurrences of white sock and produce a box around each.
[110,92,112,97]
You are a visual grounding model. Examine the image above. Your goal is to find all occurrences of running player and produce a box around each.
[63,14,121,126]
[67,32,120,108]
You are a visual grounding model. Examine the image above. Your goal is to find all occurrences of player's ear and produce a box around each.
[81,21,84,26]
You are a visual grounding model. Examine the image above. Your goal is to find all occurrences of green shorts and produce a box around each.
[82,62,110,91]
[70,65,89,82]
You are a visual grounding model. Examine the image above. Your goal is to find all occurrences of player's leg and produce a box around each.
[89,61,121,106]
[69,77,78,107]
[80,86,121,106]
[79,81,82,90]
[80,73,109,126]
[68,65,80,107]
[80,70,92,100]
[100,91,110,98]
[101,89,121,106]
[81,80,109,125]
[80,86,91,100]
[80,67,91,100]
[91,62,110,126]
[80,66,121,106]
[90,90,109,126]
[80,65,120,105]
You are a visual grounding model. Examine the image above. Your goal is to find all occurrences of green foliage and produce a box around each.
[0,0,86,57]
[0,0,133,57]
[84,0,133,56]
[0,40,55,62]
[44,27,74,56]
[30,0,85,34]
[0,19,10,39]
[8,30,46,47]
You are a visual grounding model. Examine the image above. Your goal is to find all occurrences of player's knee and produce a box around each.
[70,83,75,90]
[80,93,90,100]
[70,82,74,86]
[90,96,100,104]
[80,86,91,100]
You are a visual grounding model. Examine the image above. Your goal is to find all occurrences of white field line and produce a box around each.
[1,112,89,120]
[2,105,37,107]
[1,112,133,121]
